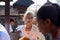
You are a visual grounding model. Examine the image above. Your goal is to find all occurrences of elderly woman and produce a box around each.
[19,11,45,40]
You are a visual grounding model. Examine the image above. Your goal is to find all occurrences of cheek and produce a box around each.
[38,22,50,33]
[37,21,44,30]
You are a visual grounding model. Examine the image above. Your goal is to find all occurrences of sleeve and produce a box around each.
[33,25,39,32]
[0,31,11,40]
[16,25,23,31]
[21,26,26,37]
[32,25,45,40]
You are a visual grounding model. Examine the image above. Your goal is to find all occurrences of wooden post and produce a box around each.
[5,0,10,33]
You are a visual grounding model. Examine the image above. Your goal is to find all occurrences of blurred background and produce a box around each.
[0,0,60,40]
[0,0,60,28]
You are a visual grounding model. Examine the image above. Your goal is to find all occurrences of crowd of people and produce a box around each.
[0,3,60,40]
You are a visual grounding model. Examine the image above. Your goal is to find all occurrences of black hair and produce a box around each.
[37,5,60,27]
[10,19,14,22]
[57,6,60,26]
[52,3,59,7]
[52,3,60,26]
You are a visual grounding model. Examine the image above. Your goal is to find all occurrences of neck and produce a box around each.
[26,24,32,27]
[25,24,32,31]
[51,30,58,40]
[50,26,58,40]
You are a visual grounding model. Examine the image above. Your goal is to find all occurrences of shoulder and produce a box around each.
[16,25,24,31]
[0,24,6,32]
[32,24,38,29]
[36,32,46,40]
[21,25,26,32]
[32,24,39,32]
[17,25,24,28]
[32,25,46,40]
[19,25,23,27]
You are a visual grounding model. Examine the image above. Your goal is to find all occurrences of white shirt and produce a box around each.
[21,24,45,40]
[16,25,23,37]
[9,24,13,33]
[0,23,10,40]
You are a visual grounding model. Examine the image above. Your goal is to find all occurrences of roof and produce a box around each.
[13,0,34,7]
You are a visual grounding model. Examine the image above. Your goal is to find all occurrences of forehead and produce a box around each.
[27,13,33,15]
[26,13,33,17]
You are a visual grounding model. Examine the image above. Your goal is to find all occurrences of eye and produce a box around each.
[26,17,33,19]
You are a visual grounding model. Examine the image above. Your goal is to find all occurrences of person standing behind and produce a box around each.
[19,11,45,40]
[9,19,15,40]
[9,19,15,33]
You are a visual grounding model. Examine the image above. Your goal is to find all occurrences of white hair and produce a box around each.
[23,10,35,21]
[23,3,41,22]
[27,4,41,14]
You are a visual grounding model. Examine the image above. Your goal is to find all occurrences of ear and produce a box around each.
[44,19,51,26]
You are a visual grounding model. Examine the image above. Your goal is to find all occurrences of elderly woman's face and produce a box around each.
[25,13,33,25]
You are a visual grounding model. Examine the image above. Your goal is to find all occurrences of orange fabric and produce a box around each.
[19,37,30,40]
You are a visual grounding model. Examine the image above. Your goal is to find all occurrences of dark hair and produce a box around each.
[37,5,60,27]
[10,19,14,22]
[52,3,59,7]
[57,7,60,26]
[52,3,60,26]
